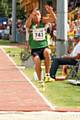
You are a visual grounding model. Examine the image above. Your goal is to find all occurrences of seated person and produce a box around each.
[50,37,80,80]
[60,36,80,79]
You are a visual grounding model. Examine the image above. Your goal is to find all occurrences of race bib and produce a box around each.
[33,28,46,41]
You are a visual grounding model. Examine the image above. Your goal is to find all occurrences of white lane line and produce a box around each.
[1,48,56,111]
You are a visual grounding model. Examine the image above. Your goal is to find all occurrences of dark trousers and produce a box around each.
[50,57,77,79]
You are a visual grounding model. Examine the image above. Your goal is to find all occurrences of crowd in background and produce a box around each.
[68,0,80,12]
[67,10,80,52]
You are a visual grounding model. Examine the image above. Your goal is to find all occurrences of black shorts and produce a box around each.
[31,47,48,60]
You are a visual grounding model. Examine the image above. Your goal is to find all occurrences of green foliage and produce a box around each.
[0,5,5,17]
[0,0,25,19]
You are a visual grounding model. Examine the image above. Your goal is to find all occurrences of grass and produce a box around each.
[0,39,17,45]
[3,43,80,109]
[0,39,10,45]
[5,47,22,65]
[23,67,80,108]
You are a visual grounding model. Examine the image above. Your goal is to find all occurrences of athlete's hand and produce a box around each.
[45,5,53,14]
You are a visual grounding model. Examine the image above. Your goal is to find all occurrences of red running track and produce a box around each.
[0,48,54,111]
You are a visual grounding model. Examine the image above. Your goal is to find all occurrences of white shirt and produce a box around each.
[70,42,80,57]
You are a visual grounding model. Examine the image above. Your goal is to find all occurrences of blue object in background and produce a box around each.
[0,17,8,25]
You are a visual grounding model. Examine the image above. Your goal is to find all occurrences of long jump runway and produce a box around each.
[0,48,55,111]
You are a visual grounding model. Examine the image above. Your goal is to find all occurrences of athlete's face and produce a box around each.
[33,11,41,24]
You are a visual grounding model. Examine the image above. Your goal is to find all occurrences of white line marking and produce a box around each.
[1,48,56,111]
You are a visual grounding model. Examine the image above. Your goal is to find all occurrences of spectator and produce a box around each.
[50,37,80,80]
[8,18,12,40]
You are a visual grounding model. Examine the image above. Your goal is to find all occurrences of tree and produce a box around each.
[0,0,25,20]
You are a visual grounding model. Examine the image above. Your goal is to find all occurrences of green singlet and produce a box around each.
[29,21,48,49]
